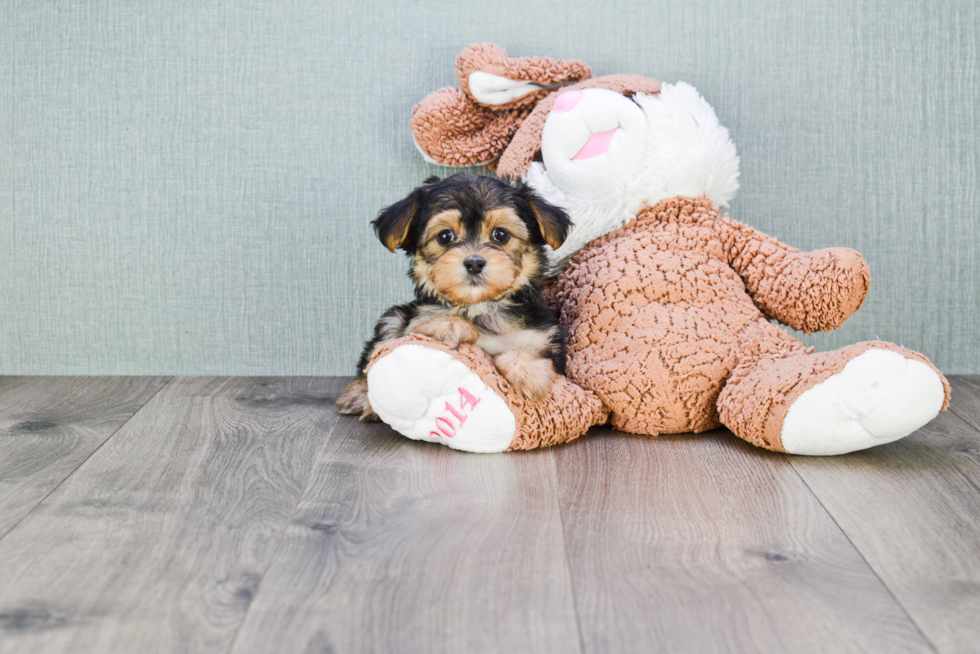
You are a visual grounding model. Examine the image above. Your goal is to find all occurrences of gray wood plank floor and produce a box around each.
[0,377,170,538]
[554,430,931,654]
[0,376,978,654]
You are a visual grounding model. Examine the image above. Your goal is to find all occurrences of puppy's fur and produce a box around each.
[337,174,572,420]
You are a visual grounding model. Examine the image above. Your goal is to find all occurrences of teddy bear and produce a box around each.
[362,43,950,455]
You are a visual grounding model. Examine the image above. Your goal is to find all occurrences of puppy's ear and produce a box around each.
[372,188,424,253]
[516,182,572,251]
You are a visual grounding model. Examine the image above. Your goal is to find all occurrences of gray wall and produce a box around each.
[1,0,977,375]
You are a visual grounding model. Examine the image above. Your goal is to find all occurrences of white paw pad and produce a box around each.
[781,348,945,455]
[366,345,516,453]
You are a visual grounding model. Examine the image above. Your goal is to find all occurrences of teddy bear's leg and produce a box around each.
[717,323,949,455]
[364,335,608,453]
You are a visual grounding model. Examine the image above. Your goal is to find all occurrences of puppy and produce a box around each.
[337,173,572,421]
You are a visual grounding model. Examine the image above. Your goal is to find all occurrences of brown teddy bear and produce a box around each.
[364,44,949,455]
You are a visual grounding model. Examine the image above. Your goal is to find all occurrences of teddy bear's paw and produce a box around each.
[366,344,516,453]
[780,348,946,456]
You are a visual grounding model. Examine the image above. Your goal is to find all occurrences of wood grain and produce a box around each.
[0,377,342,654]
[2,376,979,653]
[789,407,980,654]
[554,429,933,654]
[0,376,170,537]
[948,376,980,433]
[229,417,582,654]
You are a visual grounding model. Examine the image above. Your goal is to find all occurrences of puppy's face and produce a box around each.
[373,174,572,306]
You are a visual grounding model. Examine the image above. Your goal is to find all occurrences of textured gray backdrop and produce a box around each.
[1,0,977,375]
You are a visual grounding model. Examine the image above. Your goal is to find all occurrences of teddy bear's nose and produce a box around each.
[553,90,583,113]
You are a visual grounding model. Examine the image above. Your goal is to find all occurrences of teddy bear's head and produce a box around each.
[412,45,741,271]
[527,83,741,269]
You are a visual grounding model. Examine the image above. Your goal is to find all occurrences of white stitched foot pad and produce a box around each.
[366,344,516,453]
[781,348,945,456]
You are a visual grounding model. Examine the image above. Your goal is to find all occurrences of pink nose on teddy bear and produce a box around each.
[553,90,584,113]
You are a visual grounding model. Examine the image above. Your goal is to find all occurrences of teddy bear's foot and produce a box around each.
[719,340,950,455]
[365,335,609,452]
[366,343,517,453]
[780,348,946,455]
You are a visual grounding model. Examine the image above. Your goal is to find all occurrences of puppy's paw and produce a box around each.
[359,403,381,422]
[412,316,479,347]
[337,378,375,419]
[494,349,556,402]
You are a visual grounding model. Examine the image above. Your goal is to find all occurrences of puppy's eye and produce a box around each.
[490,228,510,244]
[436,230,456,246]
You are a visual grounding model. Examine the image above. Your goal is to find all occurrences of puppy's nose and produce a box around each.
[463,255,486,275]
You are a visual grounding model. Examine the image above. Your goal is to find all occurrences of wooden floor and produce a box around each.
[0,377,979,653]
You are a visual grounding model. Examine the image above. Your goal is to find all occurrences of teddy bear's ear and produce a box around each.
[497,74,663,179]
[455,43,593,109]
[411,87,522,168]
[410,45,593,169]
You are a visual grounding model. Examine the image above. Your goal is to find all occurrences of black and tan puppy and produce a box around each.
[337,173,572,421]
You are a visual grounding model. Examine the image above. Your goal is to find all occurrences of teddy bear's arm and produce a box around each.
[719,215,870,333]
